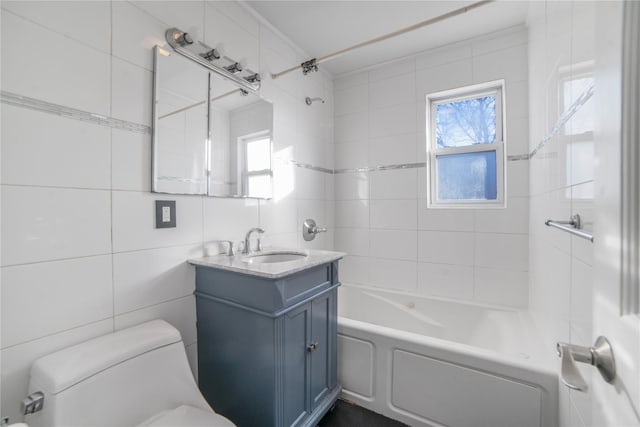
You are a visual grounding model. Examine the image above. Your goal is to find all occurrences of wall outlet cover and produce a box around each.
[155,200,176,228]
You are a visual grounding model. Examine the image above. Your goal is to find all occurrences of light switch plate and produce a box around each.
[155,200,176,228]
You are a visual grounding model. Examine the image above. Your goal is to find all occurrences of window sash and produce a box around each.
[430,144,505,207]
[430,88,503,148]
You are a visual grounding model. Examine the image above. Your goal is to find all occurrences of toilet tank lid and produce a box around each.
[30,320,183,394]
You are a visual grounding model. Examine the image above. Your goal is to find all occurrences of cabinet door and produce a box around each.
[283,303,310,427]
[309,291,333,410]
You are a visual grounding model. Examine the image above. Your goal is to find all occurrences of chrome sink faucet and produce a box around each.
[243,227,265,254]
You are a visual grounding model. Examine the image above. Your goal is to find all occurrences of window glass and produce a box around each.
[246,137,271,171]
[436,151,497,201]
[436,95,496,148]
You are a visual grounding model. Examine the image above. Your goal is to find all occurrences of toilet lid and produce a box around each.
[137,405,235,427]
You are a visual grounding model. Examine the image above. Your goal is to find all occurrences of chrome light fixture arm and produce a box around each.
[165,28,260,93]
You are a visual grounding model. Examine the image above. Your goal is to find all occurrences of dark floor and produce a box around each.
[318,399,408,427]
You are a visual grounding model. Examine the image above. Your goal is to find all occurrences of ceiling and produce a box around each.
[245,1,529,76]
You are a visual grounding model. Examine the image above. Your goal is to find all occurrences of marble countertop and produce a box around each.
[188,248,346,279]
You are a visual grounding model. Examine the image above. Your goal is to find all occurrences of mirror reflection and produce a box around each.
[153,47,208,195]
[208,72,273,199]
[152,46,274,199]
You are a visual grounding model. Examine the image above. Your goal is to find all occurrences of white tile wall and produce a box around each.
[111,58,154,126]
[2,1,111,53]
[2,256,113,347]
[335,200,369,228]
[369,229,416,261]
[112,129,151,192]
[368,258,417,291]
[418,231,474,266]
[112,244,201,315]
[368,102,416,138]
[333,26,529,308]
[334,111,368,143]
[1,106,111,189]
[417,262,474,300]
[1,186,112,266]
[369,133,418,166]
[474,267,528,307]
[334,172,369,201]
[112,1,168,71]
[369,73,415,110]
[369,169,417,200]
[112,192,203,253]
[0,1,334,421]
[1,11,111,115]
[369,199,417,230]
[527,2,596,426]
[475,233,528,271]
[203,197,260,242]
[204,3,259,71]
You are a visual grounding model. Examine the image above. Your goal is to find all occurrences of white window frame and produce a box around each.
[426,79,506,209]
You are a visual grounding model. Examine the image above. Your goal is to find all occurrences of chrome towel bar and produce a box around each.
[545,214,594,242]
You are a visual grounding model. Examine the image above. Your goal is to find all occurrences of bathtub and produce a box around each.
[337,284,558,427]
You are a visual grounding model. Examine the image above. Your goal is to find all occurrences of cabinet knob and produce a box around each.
[307,342,319,352]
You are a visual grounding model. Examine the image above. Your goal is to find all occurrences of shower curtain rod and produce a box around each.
[271,0,494,79]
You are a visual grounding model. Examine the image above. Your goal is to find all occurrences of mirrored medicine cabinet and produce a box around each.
[152,46,273,199]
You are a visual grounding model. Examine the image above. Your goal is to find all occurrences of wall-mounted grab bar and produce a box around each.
[545,214,594,242]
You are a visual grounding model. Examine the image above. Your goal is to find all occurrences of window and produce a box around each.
[239,132,272,199]
[426,80,505,208]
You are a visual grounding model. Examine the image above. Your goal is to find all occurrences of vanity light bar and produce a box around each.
[165,28,260,93]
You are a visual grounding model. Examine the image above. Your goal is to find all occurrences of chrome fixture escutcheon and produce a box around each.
[303,219,327,241]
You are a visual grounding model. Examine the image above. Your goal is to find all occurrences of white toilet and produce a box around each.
[24,320,235,427]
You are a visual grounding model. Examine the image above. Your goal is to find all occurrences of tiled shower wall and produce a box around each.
[0,1,334,422]
[333,26,530,308]
[527,2,597,426]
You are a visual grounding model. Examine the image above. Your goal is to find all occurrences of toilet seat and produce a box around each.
[137,405,235,427]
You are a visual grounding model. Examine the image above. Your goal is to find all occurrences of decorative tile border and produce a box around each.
[156,176,203,184]
[334,162,426,174]
[1,91,151,134]
[507,153,530,161]
[2,90,534,177]
[283,159,334,175]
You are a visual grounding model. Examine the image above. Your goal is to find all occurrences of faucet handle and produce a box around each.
[226,241,236,256]
[206,240,235,256]
[302,219,327,241]
[556,336,616,392]
[556,342,589,391]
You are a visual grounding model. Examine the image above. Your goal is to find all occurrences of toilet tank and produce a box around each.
[25,320,211,427]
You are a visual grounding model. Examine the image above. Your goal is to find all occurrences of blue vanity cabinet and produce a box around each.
[194,261,341,427]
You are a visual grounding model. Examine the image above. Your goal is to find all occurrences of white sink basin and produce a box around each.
[245,251,307,264]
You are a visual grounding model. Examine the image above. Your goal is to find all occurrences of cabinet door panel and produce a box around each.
[310,293,330,409]
[283,304,310,427]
